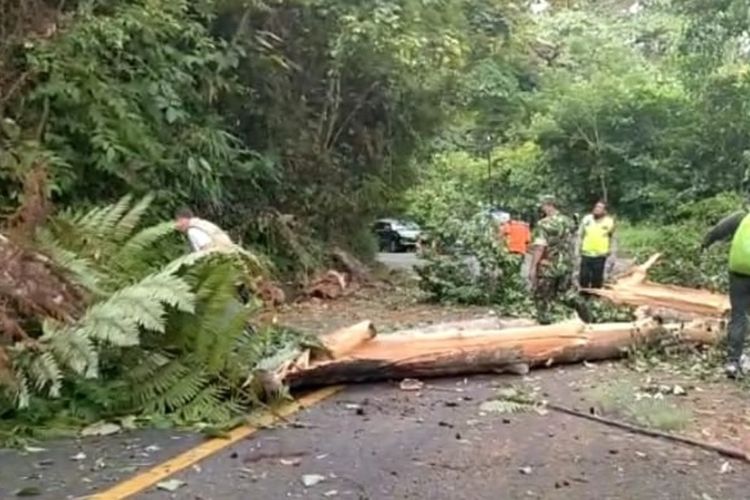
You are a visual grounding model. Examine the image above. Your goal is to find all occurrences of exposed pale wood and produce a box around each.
[285,318,720,388]
[389,317,537,338]
[319,320,376,358]
[586,254,729,317]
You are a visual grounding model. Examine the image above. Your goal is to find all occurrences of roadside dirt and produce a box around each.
[265,272,495,335]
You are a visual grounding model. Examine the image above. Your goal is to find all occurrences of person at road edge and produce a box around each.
[702,206,750,378]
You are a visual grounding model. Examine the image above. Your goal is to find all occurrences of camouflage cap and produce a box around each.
[538,194,556,206]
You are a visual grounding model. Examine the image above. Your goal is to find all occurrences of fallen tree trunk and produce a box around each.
[284,317,722,388]
[586,254,729,317]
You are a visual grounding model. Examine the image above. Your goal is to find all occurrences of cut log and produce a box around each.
[284,318,721,388]
[586,254,729,317]
[319,320,377,358]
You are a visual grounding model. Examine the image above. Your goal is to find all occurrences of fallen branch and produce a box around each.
[586,254,729,317]
[546,401,749,462]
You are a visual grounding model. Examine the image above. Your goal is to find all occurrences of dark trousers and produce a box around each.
[579,255,607,289]
[728,272,750,362]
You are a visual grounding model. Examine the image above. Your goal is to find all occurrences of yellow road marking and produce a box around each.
[91,386,344,500]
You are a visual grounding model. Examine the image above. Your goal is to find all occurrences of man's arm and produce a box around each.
[529,225,548,287]
[573,216,586,259]
[701,211,745,249]
[529,244,545,286]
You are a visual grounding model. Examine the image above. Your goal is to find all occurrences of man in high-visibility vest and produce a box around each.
[576,200,616,289]
[702,208,750,378]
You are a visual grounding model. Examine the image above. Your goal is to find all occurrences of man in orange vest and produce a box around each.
[501,219,531,255]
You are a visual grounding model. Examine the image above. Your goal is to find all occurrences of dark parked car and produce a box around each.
[373,219,422,252]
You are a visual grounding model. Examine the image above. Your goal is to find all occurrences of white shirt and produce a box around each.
[187,227,213,252]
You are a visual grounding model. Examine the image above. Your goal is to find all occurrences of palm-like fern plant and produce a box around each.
[37,194,177,293]
[2,195,306,432]
[1,196,190,406]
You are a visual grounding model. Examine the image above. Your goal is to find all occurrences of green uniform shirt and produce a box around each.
[532,212,575,276]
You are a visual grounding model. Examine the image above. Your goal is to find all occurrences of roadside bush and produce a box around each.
[416,213,532,313]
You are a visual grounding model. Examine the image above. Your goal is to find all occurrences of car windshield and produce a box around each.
[393,221,419,230]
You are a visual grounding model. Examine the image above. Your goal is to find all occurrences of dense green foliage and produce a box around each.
[407,0,750,299]
[409,1,750,224]
[6,0,750,443]
[416,213,531,309]
[0,0,486,272]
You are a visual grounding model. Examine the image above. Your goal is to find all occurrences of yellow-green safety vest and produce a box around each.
[581,215,614,257]
[730,214,750,275]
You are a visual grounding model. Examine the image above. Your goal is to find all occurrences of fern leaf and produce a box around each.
[36,227,104,293]
[14,371,31,409]
[87,195,133,239]
[127,351,171,383]
[42,321,99,378]
[154,367,207,414]
[177,383,229,422]
[76,272,195,346]
[114,221,175,263]
[112,194,153,242]
[137,272,195,314]
[27,352,63,398]
[131,358,190,409]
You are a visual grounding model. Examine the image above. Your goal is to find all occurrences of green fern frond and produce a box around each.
[98,195,133,237]
[14,371,31,409]
[76,195,133,240]
[127,352,171,383]
[42,321,99,378]
[77,272,195,346]
[114,221,175,264]
[177,383,230,423]
[130,357,191,408]
[28,352,63,398]
[112,194,153,242]
[149,367,207,414]
[36,228,104,293]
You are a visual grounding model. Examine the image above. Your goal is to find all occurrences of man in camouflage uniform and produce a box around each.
[529,196,590,324]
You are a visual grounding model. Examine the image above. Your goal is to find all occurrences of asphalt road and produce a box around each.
[133,375,749,500]
[376,252,424,271]
[4,368,750,500]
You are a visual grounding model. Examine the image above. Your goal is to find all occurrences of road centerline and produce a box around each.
[90,385,345,500]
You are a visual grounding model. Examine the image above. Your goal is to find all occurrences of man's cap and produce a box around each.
[538,194,556,206]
